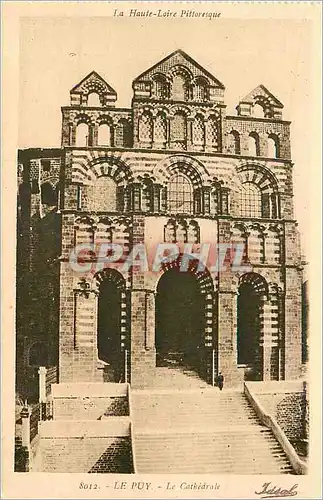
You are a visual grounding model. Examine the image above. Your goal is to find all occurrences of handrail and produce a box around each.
[128,384,137,474]
[244,382,308,475]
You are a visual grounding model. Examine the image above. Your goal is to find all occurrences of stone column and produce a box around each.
[217,289,241,387]
[217,219,242,387]
[284,268,303,379]
[72,285,100,382]
[130,288,156,388]
[38,366,47,420]
[261,297,272,381]
[21,404,31,450]
[130,215,156,387]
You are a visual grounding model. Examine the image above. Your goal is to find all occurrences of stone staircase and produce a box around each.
[132,388,295,474]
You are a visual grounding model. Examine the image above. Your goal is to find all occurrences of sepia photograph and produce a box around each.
[2,2,322,498]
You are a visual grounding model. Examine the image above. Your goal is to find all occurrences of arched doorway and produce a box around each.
[96,269,126,382]
[155,258,214,380]
[237,273,267,380]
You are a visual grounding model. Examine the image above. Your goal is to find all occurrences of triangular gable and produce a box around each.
[134,49,225,89]
[240,84,283,108]
[71,71,117,96]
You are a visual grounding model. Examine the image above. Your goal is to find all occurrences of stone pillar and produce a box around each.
[284,268,303,379]
[130,214,156,387]
[38,366,47,403]
[92,124,98,147]
[204,293,214,383]
[130,288,156,388]
[21,404,31,450]
[217,219,241,387]
[38,366,47,420]
[72,285,100,382]
[217,290,241,387]
[261,297,272,381]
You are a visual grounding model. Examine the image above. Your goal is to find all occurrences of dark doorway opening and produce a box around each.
[237,282,262,380]
[98,278,122,381]
[156,268,205,373]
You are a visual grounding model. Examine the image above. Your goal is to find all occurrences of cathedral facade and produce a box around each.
[17,50,304,392]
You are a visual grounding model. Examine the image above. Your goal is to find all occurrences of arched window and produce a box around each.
[168,173,193,214]
[76,123,89,147]
[171,112,187,142]
[253,103,265,118]
[187,221,199,243]
[138,111,153,144]
[248,132,260,156]
[153,75,168,99]
[228,130,241,154]
[87,92,101,107]
[206,116,218,147]
[98,123,112,146]
[164,220,176,243]
[154,112,167,145]
[115,119,131,148]
[172,74,188,101]
[86,176,117,212]
[240,182,262,218]
[268,134,280,158]
[176,221,187,243]
[192,115,205,145]
[193,79,207,101]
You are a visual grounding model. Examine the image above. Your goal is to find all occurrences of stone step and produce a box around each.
[132,389,293,475]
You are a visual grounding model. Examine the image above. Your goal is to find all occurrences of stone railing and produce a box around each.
[244,382,308,475]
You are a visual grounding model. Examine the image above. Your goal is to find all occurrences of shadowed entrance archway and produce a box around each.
[96,269,127,382]
[155,256,214,382]
[237,273,268,380]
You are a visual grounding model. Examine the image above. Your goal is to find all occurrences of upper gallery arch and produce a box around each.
[153,154,210,188]
[132,49,225,104]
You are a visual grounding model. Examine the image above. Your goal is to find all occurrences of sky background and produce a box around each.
[19,16,313,258]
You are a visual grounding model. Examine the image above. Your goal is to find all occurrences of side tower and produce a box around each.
[221,84,303,382]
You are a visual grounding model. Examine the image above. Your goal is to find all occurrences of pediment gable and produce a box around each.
[71,71,117,96]
[240,84,283,108]
[133,49,225,89]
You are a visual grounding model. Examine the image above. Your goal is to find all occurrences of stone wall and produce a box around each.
[247,381,306,441]
[36,419,132,473]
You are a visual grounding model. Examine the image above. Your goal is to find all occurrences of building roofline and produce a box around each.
[133,49,225,89]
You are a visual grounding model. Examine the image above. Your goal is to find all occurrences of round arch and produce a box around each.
[93,268,128,382]
[153,154,210,189]
[154,254,215,381]
[237,272,268,380]
[86,156,133,186]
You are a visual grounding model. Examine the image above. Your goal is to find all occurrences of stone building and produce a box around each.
[16,49,305,393]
